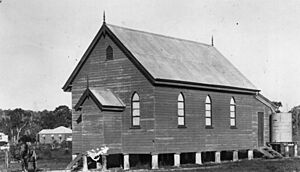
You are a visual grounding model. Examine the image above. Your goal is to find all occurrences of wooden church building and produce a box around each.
[63,18,276,170]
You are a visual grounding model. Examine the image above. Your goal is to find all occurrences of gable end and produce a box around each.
[62,24,155,92]
[74,88,126,112]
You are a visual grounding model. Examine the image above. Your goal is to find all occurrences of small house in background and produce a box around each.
[38,126,72,144]
[0,132,8,148]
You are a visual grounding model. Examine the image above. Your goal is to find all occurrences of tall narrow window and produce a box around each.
[106,45,113,60]
[230,97,236,127]
[131,92,140,127]
[205,95,212,127]
[178,93,185,127]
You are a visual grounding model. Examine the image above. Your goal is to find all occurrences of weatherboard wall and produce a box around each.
[81,98,104,152]
[153,87,272,153]
[71,34,155,154]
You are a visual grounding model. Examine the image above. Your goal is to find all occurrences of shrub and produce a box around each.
[9,144,21,160]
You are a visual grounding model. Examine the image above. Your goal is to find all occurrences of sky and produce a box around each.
[0,0,299,111]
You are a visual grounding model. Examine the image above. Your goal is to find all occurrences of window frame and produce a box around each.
[106,45,113,61]
[230,97,237,128]
[177,93,186,128]
[131,92,141,128]
[205,95,213,128]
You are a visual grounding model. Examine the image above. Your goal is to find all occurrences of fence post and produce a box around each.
[5,150,9,169]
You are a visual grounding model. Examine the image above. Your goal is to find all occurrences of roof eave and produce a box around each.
[154,78,259,94]
[74,88,126,112]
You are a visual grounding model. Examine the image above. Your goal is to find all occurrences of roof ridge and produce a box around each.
[107,24,212,47]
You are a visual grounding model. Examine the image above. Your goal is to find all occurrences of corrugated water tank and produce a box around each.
[271,112,292,142]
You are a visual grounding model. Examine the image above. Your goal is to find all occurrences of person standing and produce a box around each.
[19,140,29,172]
[30,145,37,172]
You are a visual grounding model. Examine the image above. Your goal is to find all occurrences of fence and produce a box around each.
[0,149,9,170]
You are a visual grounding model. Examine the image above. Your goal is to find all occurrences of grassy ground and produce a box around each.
[160,158,300,172]
[7,158,70,172]
[0,145,72,172]
[3,156,300,171]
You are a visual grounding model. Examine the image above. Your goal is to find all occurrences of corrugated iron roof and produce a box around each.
[107,24,257,90]
[89,88,126,107]
[39,126,72,134]
[74,87,126,111]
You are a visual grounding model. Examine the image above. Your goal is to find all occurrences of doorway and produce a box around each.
[258,112,264,147]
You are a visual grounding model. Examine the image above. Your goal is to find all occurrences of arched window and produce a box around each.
[230,97,236,127]
[106,45,113,60]
[131,92,140,127]
[178,93,185,126]
[205,95,212,127]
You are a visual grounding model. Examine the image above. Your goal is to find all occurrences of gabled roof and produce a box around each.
[39,126,72,134]
[63,23,259,93]
[74,87,126,111]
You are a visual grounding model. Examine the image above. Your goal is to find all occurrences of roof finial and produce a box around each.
[211,35,214,46]
[103,11,106,24]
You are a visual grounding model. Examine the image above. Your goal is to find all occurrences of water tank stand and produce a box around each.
[267,142,298,157]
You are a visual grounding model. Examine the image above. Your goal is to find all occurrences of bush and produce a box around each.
[40,149,52,159]
[9,144,21,160]
[35,144,72,160]
[64,148,70,155]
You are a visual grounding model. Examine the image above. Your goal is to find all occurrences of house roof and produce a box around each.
[74,87,126,111]
[39,126,72,135]
[63,23,259,93]
[38,129,52,134]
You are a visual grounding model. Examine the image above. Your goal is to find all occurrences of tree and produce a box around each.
[0,109,11,137]
[39,105,72,129]
[53,105,72,128]
[290,105,300,136]
[23,115,43,142]
[40,110,56,129]
[7,108,31,143]
[0,118,10,136]
[0,105,72,144]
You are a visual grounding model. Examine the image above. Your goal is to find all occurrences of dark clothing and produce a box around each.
[29,150,37,171]
[19,142,37,171]
[20,143,28,158]
[21,157,28,171]
[20,143,29,171]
